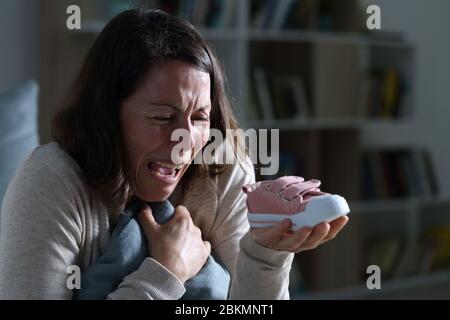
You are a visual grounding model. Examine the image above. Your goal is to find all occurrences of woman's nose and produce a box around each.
[169,119,196,163]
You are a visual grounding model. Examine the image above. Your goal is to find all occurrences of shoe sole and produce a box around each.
[248,194,350,230]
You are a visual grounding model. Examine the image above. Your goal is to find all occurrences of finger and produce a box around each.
[262,219,293,244]
[173,205,191,220]
[298,222,330,251]
[138,204,159,232]
[277,227,313,251]
[171,206,192,229]
[322,216,349,243]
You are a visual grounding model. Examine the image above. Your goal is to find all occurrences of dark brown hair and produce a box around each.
[52,9,241,211]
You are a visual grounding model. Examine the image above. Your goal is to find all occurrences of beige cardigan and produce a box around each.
[0,142,293,299]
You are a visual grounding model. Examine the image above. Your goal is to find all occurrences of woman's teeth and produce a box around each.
[153,161,183,170]
[148,161,182,177]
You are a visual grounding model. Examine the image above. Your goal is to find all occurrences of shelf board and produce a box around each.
[247,29,413,47]
[74,22,412,48]
[366,38,414,49]
[198,28,243,40]
[350,198,417,213]
[244,118,412,130]
[293,269,450,300]
[248,29,363,44]
[74,21,243,40]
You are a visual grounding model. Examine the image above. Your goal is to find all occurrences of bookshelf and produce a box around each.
[39,0,450,299]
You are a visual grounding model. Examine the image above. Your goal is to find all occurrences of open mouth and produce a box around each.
[147,161,183,178]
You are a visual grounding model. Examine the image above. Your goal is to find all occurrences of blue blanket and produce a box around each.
[74,200,230,300]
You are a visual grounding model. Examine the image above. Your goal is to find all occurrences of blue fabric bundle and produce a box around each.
[74,200,230,300]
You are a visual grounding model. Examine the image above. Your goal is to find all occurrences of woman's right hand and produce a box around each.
[138,204,211,284]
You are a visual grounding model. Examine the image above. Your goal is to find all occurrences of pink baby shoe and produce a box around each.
[243,176,350,230]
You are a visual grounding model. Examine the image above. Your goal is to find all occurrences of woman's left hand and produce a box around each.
[250,216,349,253]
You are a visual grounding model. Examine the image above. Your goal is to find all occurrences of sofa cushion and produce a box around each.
[0,80,39,204]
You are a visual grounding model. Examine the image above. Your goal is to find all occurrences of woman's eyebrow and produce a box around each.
[149,102,211,111]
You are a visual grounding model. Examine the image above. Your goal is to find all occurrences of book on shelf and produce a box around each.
[289,0,320,30]
[270,0,298,30]
[207,0,237,28]
[360,148,439,201]
[245,77,263,121]
[190,0,210,26]
[358,69,410,119]
[423,150,439,195]
[260,0,279,29]
[364,227,450,282]
[251,0,300,30]
[328,0,365,32]
[249,66,311,121]
[392,241,422,279]
[87,0,140,20]
[218,0,237,28]
[394,227,450,278]
[365,236,424,281]
[356,77,375,118]
[420,226,450,272]
[268,0,365,31]
[381,70,401,118]
[317,0,334,31]
[154,0,237,28]
[365,235,406,280]
[251,66,276,120]
[271,75,311,119]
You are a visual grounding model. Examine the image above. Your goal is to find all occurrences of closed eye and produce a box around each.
[151,116,174,123]
[192,111,210,123]
[192,116,210,122]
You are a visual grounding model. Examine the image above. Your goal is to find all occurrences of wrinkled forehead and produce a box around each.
[138,60,211,104]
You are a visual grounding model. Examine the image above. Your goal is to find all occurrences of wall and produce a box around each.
[0,0,39,91]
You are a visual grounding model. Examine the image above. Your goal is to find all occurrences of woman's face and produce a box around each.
[120,60,211,201]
